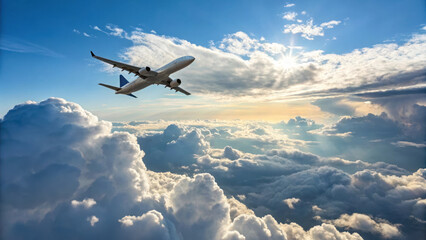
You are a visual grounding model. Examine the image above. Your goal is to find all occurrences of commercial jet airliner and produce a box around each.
[91,51,195,98]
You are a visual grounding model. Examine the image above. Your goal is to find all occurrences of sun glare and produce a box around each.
[279,55,298,70]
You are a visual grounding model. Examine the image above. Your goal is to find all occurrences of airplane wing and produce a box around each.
[172,87,191,95]
[91,51,141,75]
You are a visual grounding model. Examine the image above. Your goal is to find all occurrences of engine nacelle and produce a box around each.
[170,79,181,88]
[138,66,157,77]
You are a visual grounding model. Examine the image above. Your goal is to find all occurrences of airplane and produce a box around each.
[91,51,195,98]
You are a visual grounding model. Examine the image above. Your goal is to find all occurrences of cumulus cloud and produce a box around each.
[119,210,178,240]
[283,12,298,21]
[325,213,401,239]
[283,19,340,40]
[327,113,402,139]
[281,222,363,240]
[283,198,300,209]
[88,215,99,226]
[71,198,97,208]
[1,98,424,240]
[0,98,151,239]
[227,214,287,240]
[169,174,231,239]
[249,167,425,239]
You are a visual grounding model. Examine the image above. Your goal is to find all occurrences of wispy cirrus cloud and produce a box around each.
[0,36,63,57]
[73,29,93,37]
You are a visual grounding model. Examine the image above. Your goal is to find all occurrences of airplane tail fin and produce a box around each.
[99,83,121,91]
[120,75,129,87]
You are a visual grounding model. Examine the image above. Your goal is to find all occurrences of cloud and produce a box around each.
[0,36,62,57]
[88,215,99,226]
[137,124,209,171]
[119,210,178,240]
[0,98,149,238]
[312,97,356,116]
[320,20,341,29]
[283,198,300,209]
[105,25,127,38]
[101,26,426,102]
[355,86,426,98]
[71,198,97,208]
[284,3,295,8]
[392,141,426,148]
[227,214,287,240]
[128,118,422,238]
[283,12,298,21]
[354,86,426,142]
[281,222,363,240]
[228,197,255,220]
[1,98,424,239]
[251,167,425,239]
[327,113,402,139]
[326,213,401,239]
[73,29,92,37]
[283,19,340,40]
[169,173,230,239]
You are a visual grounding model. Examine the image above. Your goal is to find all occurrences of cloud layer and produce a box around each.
[3,98,405,239]
[92,25,425,103]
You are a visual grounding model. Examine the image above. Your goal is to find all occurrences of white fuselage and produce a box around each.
[116,56,195,95]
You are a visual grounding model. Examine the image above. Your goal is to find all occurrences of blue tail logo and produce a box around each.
[120,75,129,87]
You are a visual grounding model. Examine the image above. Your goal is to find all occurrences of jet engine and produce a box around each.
[170,79,181,88]
[138,66,157,77]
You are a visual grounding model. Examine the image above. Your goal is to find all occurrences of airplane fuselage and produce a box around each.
[116,56,195,95]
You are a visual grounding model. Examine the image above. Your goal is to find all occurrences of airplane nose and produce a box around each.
[188,56,195,62]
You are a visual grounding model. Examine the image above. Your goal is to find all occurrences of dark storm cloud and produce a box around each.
[355,86,426,98]
[311,98,355,116]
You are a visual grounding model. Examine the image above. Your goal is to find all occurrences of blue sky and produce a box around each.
[1,0,425,121]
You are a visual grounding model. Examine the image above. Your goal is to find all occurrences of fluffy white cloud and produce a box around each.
[88,215,99,226]
[283,12,298,21]
[1,98,424,240]
[283,19,340,40]
[228,197,255,220]
[72,198,97,208]
[326,213,401,239]
[281,222,363,240]
[249,167,425,240]
[227,214,287,240]
[169,173,230,239]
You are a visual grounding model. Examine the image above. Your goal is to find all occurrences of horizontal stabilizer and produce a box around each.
[172,86,191,95]
[99,83,121,91]
[127,93,137,98]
